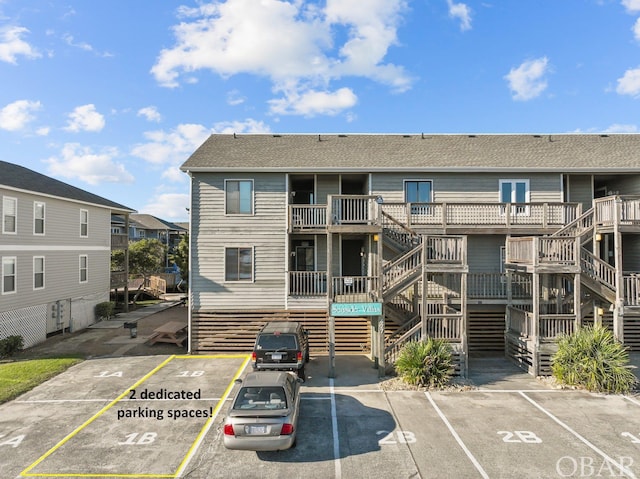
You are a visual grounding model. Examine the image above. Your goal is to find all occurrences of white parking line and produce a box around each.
[425,392,490,479]
[624,395,640,407]
[330,378,342,479]
[519,392,638,479]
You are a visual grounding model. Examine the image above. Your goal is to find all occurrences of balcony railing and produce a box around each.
[111,234,129,250]
[110,271,128,288]
[424,314,463,341]
[506,236,579,267]
[288,271,327,296]
[595,195,640,227]
[624,274,640,306]
[331,276,380,303]
[380,202,579,230]
[290,199,581,232]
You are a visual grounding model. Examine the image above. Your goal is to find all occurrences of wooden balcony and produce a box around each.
[505,236,581,273]
[111,233,129,250]
[381,202,580,234]
[288,271,327,296]
[289,199,581,234]
[110,271,128,288]
[594,195,640,233]
[424,235,467,271]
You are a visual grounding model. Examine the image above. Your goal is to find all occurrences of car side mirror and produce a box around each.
[303,330,309,336]
[234,378,243,385]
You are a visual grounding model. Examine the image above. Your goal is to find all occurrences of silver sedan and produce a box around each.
[222,371,301,451]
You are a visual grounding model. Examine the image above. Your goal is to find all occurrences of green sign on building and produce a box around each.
[330,302,383,317]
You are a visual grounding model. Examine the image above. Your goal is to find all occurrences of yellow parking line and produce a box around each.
[21,355,177,478]
[174,354,251,477]
[21,354,251,479]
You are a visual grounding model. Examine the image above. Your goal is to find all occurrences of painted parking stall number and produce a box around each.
[498,431,542,443]
[377,430,417,445]
[621,432,640,444]
[177,371,204,377]
[94,371,123,378]
[0,434,25,448]
[117,432,157,446]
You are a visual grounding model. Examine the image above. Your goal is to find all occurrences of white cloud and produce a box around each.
[504,57,550,101]
[0,99,42,131]
[211,118,271,133]
[0,26,40,64]
[616,67,640,97]
[604,123,638,133]
[62,33,113,57]
[131,123,212,166]
[138,106,162,122]
[151,0,411,116]
[45,143,134,185]
[633,17,640,41]
[622,0,640,12]
[447,0,472,31]
[141,192,190,221]
[132,119,270,169]
[227,89,246,106]
[36,126,50,136]
[64,104,105,132]
[269,87,357,116]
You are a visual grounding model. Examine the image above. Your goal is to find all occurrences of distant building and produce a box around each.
[1,161,134,347]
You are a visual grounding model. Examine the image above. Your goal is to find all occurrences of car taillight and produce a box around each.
[296,351,302,361]
[280,423,294,435]
[223,424,235,436]
[251,352,256,361]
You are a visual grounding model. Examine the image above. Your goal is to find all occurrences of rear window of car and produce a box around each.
[255,334,298,350]
[234,386,288,410]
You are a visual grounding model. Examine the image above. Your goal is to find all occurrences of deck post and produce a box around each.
[613,197,625,343]
[377,226,385,377]
[327,226,335,378]
[531,272,540,376]
[574,272,581,332]
[328,315,336,378]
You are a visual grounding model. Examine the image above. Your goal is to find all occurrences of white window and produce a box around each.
[404,179,433,215]
[225,179,254,215]
[2,257,16,294]
[3,197,17,234]
[80,209,89,237]
[499,179,530,215]
[225,247,253,281]
[138,229,146,238]
[34,256,45,290]
[79,255,88,283]
[34,201,45,235]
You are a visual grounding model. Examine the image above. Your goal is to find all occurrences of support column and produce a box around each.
[531,272,540,376]
[327,230,335,378]
[613,197,624,343]
[377,228,385,377]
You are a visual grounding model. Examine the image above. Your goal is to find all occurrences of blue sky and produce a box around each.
[2,0,640,222]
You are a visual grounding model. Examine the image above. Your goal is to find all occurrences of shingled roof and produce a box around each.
[0,160,134,212]
[130,214,186,231]
[181,133,640,172]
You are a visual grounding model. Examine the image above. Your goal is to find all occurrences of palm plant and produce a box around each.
[394,338,453,388]
[551,325,638,394]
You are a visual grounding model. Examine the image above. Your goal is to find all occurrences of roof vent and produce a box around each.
[468,135,476,138]
[403,135,411,138]
[600,134,609,138]
[533,135,541,138]
[273,134,282,138]
[338,134,347,138]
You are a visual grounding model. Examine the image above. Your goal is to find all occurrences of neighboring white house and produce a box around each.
[0,160,135,348]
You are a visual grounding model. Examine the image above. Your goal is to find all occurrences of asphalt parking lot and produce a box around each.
[1,352,639,479]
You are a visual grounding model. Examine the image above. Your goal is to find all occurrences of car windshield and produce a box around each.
[256,334,297,350]
[234,386,288,410]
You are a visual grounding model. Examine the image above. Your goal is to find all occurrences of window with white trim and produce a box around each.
[3,197,17,234]
[79,255,88,283]
[2,257,16,294]
[225,247,253,281]
[404,179,433,215]
[34,201,45,235]
[34,256,45,290]
[499,179,530,215]
[80,209,89,237]
[225,179,254,215]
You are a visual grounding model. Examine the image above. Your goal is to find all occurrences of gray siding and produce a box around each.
[316,174,339,204]
[191,173,288,310]
[623,235,640,272]
[371,172,563,203]
[466,235,505,272]
[566,175,593,211]
[1,187,111,314]
[606,175,640,196]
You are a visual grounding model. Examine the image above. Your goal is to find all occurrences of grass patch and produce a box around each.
[0,357,83,403]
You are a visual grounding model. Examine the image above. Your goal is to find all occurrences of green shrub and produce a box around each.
[551,325,638,394]
[95,301,115,320]
[394,338,453,388]
[0,335,24,359]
